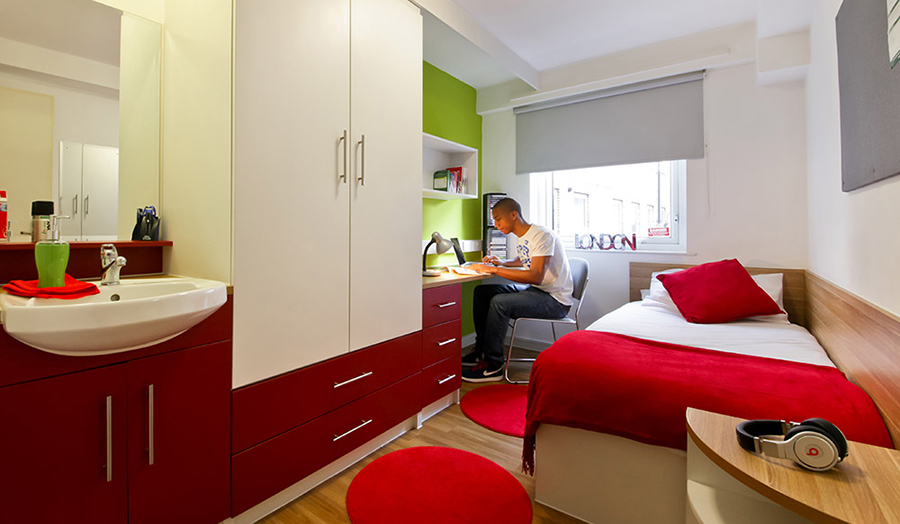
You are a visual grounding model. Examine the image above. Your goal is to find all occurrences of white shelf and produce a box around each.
[422,132,478,200]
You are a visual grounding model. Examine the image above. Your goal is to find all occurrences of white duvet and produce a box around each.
[586,301,836,368]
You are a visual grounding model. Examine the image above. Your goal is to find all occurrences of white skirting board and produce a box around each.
[534,424,687,524]
[223,390,459,524]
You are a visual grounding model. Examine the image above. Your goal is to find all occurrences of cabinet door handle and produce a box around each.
[73,194,78,214]
[334,371,373,389]
[437,338,457,347]
[148,384,155,466]
[84,195,90,216]
[339,130,348,183]
[333,419,372,442]
[357,134,366,186]
[438,374,457,385]
[105,395,113,482]
[437,302,457,308]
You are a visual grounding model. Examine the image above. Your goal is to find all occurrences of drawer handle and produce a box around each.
[148,384,155,466]
[437,337,457,347]
[334,419,373,442]
[334,371,373,389]
[437,302,457,308]
[438,374,457,385]
[105,395,113,482]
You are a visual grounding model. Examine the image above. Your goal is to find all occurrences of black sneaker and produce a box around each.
[461,362,504,383]
[461,349,482,367]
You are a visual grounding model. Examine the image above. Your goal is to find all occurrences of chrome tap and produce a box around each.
[100,244,127,285]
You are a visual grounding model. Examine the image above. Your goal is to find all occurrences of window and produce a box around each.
[530,160,686,251]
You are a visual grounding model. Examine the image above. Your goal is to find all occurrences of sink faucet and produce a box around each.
[100,244,127,285]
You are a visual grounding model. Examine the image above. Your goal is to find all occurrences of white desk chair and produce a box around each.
[504,258,590,384]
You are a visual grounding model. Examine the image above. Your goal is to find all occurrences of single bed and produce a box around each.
[528,262,899,524]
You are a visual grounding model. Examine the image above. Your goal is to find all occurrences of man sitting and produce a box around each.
[462,197,573,382]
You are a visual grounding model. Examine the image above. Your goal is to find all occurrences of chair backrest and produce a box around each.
[569,258,590,301]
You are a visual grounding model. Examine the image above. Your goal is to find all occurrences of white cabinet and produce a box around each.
[233,0,422,387]
[58,142,119,241]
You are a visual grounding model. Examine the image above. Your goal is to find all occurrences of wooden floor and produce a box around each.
[258,356,584,524]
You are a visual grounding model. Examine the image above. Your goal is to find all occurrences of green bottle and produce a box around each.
[35,215,69,288]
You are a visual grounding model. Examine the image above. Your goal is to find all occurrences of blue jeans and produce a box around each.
[473,284,570,368]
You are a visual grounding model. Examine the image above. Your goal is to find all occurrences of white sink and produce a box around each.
[0,277,228,356]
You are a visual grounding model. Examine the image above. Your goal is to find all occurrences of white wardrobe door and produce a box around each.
[233,0,352,387]
[349,0,422,351]
[80,144,119,241]
[58,142,83,240]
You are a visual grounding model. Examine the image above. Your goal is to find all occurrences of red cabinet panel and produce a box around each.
[0,365,128,524]
[422,319,462,368]
[232,372,422,516]
[232,331,421,453]
[422,285,461,328]
[422,356,461,408]
[127,342,232,524]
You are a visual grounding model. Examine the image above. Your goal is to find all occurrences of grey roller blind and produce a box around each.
[515,73,705,174]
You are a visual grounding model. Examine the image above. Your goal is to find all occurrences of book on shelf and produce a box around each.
[446,166,467,194]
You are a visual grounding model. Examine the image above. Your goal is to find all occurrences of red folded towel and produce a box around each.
[3,274,100,300]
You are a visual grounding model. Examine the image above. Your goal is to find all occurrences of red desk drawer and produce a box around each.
[422,357,460,408]
[232,331,421,453]
[423,285,461,328]
[231,372,421,516]
[422,319,461,368]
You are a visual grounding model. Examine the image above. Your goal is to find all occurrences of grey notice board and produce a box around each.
[836,0,900,192]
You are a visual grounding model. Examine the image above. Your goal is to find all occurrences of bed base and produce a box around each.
[535,424,690,524]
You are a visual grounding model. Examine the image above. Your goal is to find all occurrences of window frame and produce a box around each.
[528,159,687,253]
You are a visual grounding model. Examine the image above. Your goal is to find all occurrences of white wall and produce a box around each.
[806,0,900,317]
[482,62,809,344]
[0,67,118,240]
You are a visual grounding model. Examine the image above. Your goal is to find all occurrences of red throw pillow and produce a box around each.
[656,259,783,324]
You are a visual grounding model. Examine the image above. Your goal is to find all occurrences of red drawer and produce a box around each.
[422,285,461,328]
[232,331,421,453]
[422,319,461,368]
[231,372,421,516]
[422,356,461,408]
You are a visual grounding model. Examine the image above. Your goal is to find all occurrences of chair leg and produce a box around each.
[504,320,519,383]
[551,323,558,342]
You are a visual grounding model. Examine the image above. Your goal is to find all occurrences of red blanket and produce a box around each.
[523,331,893,474]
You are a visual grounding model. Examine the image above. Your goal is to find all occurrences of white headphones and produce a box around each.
[735,418,848,472]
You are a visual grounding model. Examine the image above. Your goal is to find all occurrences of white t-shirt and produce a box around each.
[514,224,574,307]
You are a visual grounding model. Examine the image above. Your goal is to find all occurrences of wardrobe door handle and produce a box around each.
[357,134,366,186]
[333,419,372,442]
[437,338,457,347]
[73,195,78,214]
[105,395,113,482]
[437,302,457,308]
[148,385,155,466]
[438,374,457,385]
[339,130,348,183]
[84,195,90,216]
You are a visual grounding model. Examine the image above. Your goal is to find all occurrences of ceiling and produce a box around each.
[449,0,760,72]
[0,0,121,66]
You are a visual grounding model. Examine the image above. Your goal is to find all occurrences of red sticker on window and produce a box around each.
[648,227,670,237]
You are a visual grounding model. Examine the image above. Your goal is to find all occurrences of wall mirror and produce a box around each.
[0,0,161,242]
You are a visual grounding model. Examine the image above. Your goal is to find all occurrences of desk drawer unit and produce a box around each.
[422,319,462,368]
[422,357,461,407]
[232,372,421,515]
[422,286,461,328]
[232,332,422,453]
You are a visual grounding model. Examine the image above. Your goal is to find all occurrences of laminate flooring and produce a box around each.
[257,353,585,524]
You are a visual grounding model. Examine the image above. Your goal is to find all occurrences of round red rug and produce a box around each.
[460,384,527,438]
[346,446,532,524]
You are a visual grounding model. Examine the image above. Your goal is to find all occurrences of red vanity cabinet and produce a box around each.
[0,364,129,524]
[127,341,231,524]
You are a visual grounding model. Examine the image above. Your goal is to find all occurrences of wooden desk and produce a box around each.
[422,269,491,289]
[686,408,900,524]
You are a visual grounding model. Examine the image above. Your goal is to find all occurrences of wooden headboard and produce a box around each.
[629,262,900,449]
[629,262,807,326]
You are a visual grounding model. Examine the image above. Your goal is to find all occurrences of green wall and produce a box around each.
[422,61,482,337]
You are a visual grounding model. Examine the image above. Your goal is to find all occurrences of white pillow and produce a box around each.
[641,268,788,323]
